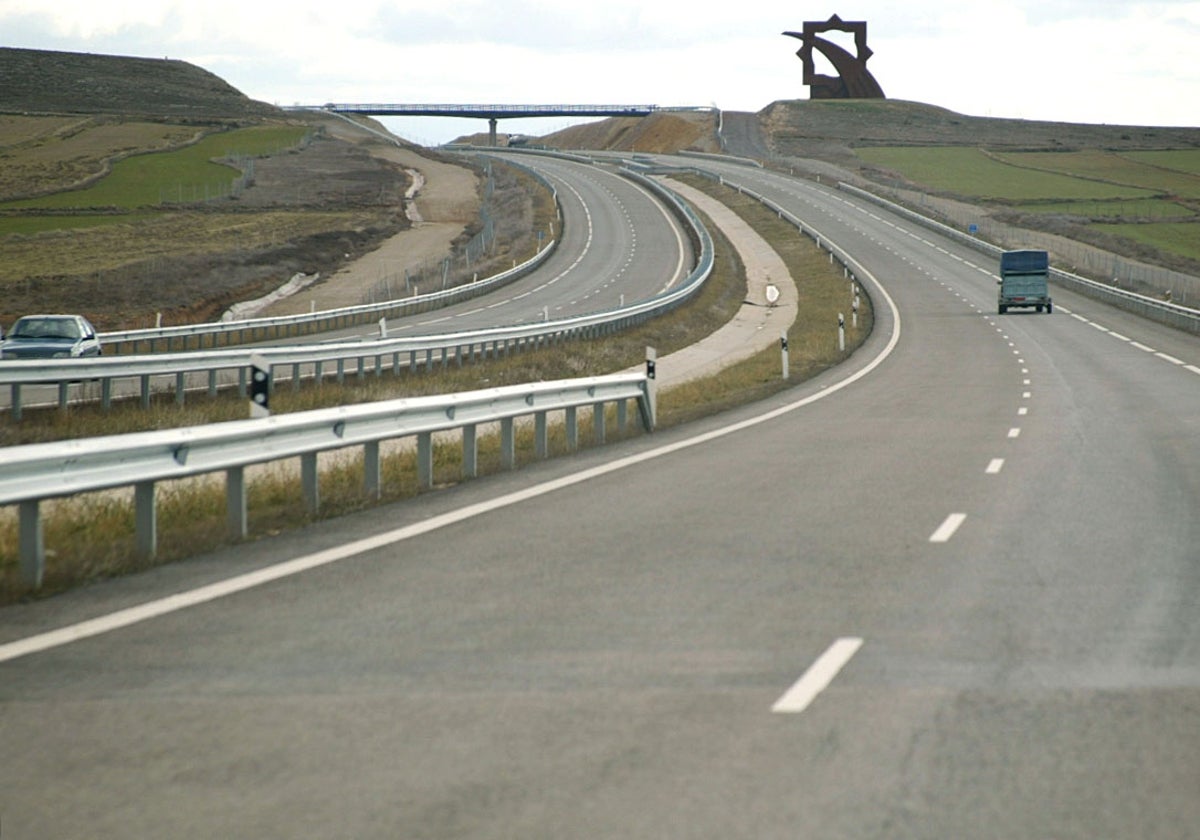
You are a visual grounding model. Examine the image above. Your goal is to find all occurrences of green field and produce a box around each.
[1100,221,1200,262]
[855,145,1200,263]
[853,146,1157,201]
[994,150,1200,198]
[1126,149,1200,175]
[1014,199,1192,219]
[1,125,309,211]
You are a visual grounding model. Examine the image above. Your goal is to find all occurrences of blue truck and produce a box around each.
[998,250,1052,314]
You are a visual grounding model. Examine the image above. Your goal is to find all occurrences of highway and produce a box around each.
[0,154,694,412]
[342,153,694,339]
[1,160,1198,838]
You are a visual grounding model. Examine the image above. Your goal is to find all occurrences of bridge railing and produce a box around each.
[3,372,656,588]
[296,104,659,118]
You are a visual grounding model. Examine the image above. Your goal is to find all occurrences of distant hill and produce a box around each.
[527,99,1200,161]
[0,47,280,119]
[761,99,1200,154]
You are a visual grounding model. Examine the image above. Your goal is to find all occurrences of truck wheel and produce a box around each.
[998,305,1007,315]
[1035,305,1043,313]
[1046,302,1053,314]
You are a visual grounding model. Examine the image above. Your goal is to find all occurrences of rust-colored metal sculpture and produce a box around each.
[783,14,885,99]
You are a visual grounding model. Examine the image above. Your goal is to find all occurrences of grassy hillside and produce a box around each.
[0,47,279,118]
[763,100,1200,279]
[0,50,419,330]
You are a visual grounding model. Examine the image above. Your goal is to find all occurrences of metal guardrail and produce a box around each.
[0,165,713,420]
[2,372,656,588]
[97,240,557,353]
[839,183,1200,334]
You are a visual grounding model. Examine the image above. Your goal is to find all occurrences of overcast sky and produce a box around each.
[3,0,1197,145]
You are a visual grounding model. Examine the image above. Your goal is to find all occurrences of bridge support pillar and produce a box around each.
[489,117,498,146]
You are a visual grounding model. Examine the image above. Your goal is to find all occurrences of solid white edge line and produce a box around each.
[0,206,907,666]
[772,637,864,714]
[930,513,967,543]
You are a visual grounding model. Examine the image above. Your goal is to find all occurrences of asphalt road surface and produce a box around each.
[1,161,1197,838]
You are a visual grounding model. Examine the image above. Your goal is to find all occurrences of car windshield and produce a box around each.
[10,318,80,340]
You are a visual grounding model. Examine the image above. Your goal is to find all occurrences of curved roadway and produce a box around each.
[1,158,1197,838]
[1,154,693,410]
[355,153,693,339]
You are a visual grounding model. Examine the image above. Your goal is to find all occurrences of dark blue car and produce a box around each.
[0,314,102,360]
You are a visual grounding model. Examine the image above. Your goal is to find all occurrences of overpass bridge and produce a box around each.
[294,103,661,145]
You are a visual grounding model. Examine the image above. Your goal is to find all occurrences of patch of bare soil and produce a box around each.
[257,116,483,316]
[540,110,721,154]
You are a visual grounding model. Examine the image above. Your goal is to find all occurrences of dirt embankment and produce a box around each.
[535,110,721,154]
[257,115,483,316]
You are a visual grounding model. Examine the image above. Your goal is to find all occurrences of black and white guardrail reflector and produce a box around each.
[250,354,270,418]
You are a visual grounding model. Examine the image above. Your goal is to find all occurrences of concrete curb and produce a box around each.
[635,178,799,388]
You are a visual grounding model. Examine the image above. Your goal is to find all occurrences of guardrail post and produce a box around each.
[140,375,151,409]
[11,383,22,422]
[565,406,578,450]
[593,403,606,444]
[535,412,548,458]
[417,432,433,489]
[57,382,69,412]
[135,481,157,560]
[364,441,381,499]
[617,399,628,432]
[102,378,113,410]
[462,425,478,478]
[302,453,319,512]
[227,467,248,537]
[19,500,44,588]
[176,372,186,406]
[501,417,516,469]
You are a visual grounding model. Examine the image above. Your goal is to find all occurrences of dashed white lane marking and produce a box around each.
[930,513,968,543]
[986,458,1005,474]
[1008,428,1022,438]
[772,637,864,714]
[1061,307,1197,373]
[1018,407,1028,416]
